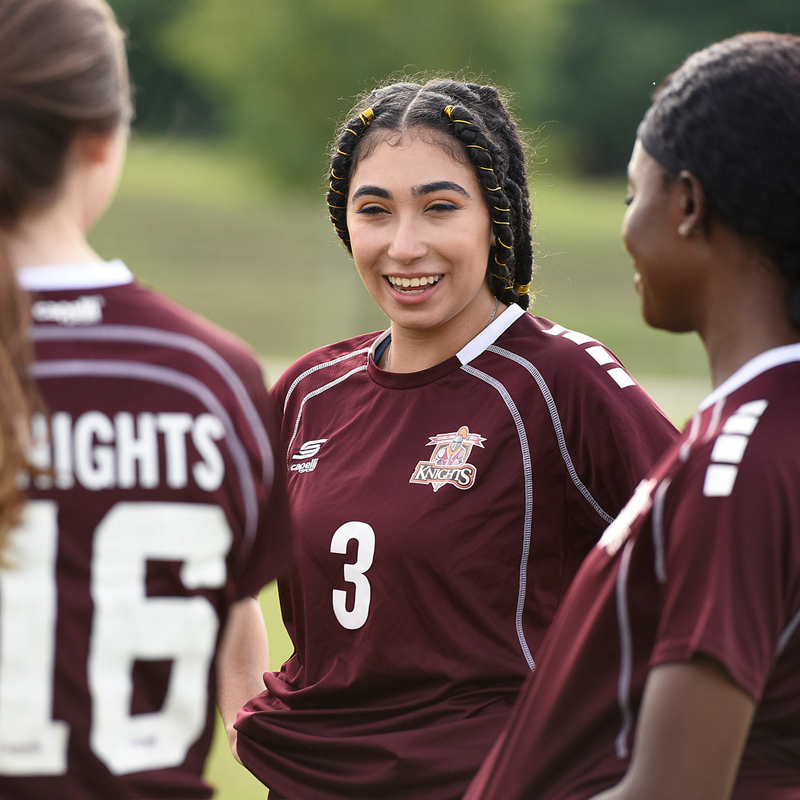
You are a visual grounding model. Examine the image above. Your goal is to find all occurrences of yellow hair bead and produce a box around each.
[337,149,351,157]
[515,282,531,295]
[329,184,346,196]
[361,108,375,124]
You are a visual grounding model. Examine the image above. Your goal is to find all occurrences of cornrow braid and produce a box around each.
[326,79,535,309]
[326,107,376,253]
[442,100,532,309]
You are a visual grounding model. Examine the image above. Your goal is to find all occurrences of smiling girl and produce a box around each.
[234,79,677,800]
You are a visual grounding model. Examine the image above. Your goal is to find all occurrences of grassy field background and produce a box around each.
[89,135,711,798]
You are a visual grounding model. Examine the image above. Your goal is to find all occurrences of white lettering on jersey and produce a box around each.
[25,411,226,492]
[31,296,105,326]
[0,500,231,776]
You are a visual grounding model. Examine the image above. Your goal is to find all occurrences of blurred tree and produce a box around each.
[164,0,582,190]
[545,0,800,173]
[109,0,221,135]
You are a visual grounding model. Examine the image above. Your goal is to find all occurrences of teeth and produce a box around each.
[388,275,442,289]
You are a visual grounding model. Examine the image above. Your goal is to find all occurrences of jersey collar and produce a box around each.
[699,341,800,410]
[17,260,134,291]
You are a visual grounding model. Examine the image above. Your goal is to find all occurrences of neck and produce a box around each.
[385,294,501,373]
[697,250,800,387]
[7,205,101,271]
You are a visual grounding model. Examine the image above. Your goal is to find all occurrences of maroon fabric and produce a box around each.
[466,347,800,800]
[0,273,292,799]
[236,309,677,800]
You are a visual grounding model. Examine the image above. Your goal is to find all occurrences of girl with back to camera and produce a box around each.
[0,1,292,797]
[233,78,678,800]
[465,31,800,800]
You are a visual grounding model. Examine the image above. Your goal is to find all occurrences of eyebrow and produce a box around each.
[350,180,471,202]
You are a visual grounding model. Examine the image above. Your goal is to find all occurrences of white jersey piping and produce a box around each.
[462,363,536,671]
[614,538,636,760]
[283,348,372,415]
[487,345,615,525]
[284,364,369,467]
[32,359,261,565]
[778,605,800,655]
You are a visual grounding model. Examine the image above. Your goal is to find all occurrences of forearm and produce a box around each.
[216,594,271,761]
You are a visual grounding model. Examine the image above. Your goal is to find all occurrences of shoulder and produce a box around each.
[490,313,668,415]
[271,332,380,408]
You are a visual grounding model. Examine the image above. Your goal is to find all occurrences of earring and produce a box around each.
[678,220,691,237]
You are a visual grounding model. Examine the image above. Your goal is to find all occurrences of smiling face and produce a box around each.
[622,139,701,333]
[347,132,496,344]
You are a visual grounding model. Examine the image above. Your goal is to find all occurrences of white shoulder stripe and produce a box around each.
[33,324,274,478]
[285,364,368,467]
[33,359,261,566]
[283,348,372,413]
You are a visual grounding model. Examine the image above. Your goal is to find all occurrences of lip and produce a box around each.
[384,274,444,304]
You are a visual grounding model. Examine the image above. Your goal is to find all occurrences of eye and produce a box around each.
[425,201,462,213]
[355,204,388,216]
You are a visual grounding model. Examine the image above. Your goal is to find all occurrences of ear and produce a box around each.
[72,127,123,167]
[675,170,707,237]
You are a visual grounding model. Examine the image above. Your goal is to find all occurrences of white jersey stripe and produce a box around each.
[32,324,275,486]
[614,538,636,760]
[284,364,369,467]
[283,348,372,414]
[488,345,615,525]
[462,364,536,671]
[778,605,800,655]
[32,359,260,564]
[651,477,671,583]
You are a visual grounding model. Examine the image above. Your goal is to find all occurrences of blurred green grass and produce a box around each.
[89,136,710,798]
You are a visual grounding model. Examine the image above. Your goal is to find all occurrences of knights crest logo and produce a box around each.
[409,425,485,492]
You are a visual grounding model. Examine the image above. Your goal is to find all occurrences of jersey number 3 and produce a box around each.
[330,521,375,630]
[0,500,232,776]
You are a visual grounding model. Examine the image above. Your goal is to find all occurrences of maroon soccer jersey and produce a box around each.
[234,304,677,800]
[466,344,800,800]
[0,262,292,799]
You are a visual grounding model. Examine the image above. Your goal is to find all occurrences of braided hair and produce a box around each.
[327,80,534,310]
[637,32,800,328]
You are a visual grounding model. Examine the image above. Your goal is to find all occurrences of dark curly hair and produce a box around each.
[637,32,800,325]
[326,79,535,310]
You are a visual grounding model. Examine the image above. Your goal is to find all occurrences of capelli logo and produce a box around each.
[290,439,328,473]
[32,295,105,326]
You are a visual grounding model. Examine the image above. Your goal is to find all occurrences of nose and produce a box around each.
[387,215,427,263]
